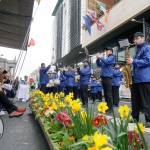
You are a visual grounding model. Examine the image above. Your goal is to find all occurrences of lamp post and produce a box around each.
[131,18,145,37]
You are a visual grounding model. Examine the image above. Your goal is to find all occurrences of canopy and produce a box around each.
[0,0,34,50]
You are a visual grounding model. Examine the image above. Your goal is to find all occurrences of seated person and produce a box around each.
[0,84,26,118]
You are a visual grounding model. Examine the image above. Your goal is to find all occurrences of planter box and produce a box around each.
[32,109,57,150]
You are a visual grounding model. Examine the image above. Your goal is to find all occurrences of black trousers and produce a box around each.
[112,86,119,106]
[40,84,46,94]
[80,84,88,105]
[131,83,150,122]
[73,86,78,100]
[66,86,73,95]
[46,87,52,94]
[101,77,113,110]
[0,91,17,113]
[97,91,102,101]
[91,93,96,102]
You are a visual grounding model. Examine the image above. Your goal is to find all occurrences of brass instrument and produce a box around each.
[121,47,132,88]
[75,75,80,83]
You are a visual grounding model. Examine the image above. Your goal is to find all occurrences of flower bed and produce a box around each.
[29,90,148,150]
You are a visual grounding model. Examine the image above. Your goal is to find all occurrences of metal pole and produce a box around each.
[143,18,145,37]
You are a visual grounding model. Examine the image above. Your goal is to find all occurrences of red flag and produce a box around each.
[28,38,35,47]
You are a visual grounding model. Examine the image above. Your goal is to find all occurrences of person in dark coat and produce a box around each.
[59,67,66,93]
[112,63,123,107]
[63,65,75,95]
[39,62,53,94]
[77,60,91,106]
[96,47,115,112]
[96,78,103,102]
[90,76,97,103]
[127,32,150,127]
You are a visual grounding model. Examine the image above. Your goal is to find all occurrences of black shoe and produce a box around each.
[144,122,150,128]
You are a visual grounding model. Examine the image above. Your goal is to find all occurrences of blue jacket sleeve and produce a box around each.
[100,55,115,65]
[96,59,103,67]
[78,66,90,76]
[91,81,97,87]
[63,71,75,77]
[113,70,123,77]
[41,65,51,73]
[133,46,150,68]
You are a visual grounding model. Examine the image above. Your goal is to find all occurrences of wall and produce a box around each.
[82,0,150,47]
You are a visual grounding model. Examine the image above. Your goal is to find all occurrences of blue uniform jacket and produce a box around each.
[78,65,91,85]
[112,68,123,86]
[97,81,102,91]
[90,80,97,93]
[96,54,115,78]
[52,74,59,87]
[63,70,75,87]
[40,65,51,85]
[133,42,150,83]
[60,72,66,87]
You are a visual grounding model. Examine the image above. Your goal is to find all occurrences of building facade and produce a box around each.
[51,0,81,66]
[0,56,16,79]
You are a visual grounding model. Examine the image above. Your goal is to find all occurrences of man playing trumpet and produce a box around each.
[96,47,115,113]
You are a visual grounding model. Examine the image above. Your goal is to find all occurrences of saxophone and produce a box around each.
[121,47,132,88]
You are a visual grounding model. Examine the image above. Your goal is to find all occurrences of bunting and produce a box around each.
[82,16,91,35]
[96,1,108,23]
[87,11,104,31]
[28,38,35,47]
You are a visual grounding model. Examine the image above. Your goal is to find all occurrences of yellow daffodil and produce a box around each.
[64,95,72,103]
[118,105,130,118]
[51,102,57,110]
[93,131,108,148]
[134,122,145,134]
[98,102,108,113]
[69,92,74,98]
[82,135,89,141]
[71,123,74,127]
[58,102,66,108]
[70,100,81,113]
[59,92,65,97]
[88,146,96,150]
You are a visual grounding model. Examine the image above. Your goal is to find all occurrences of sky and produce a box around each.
[0,0,58,78]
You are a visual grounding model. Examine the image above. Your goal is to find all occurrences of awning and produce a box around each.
[0,0,34,50]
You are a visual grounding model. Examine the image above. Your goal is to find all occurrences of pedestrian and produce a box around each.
[90,76,97,103]
[39,62,53,94]
[96,47,115,112]
[112,63,123,107]
[97,78,103,102]
[127,32,150,127]
[77,60,91,106]
[63,65,75,95]
[0,87,26,117]
[59,67,66,93]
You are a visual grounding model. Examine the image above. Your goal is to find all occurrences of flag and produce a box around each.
[87,11,97,22]
[28,38,35,47]
[82,16,91,35]
[96,1,108,23]
[87,11,104,31]
[35,0,41,5]
[96,20,104,31]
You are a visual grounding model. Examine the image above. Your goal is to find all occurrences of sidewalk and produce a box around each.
[0,101,50,150]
